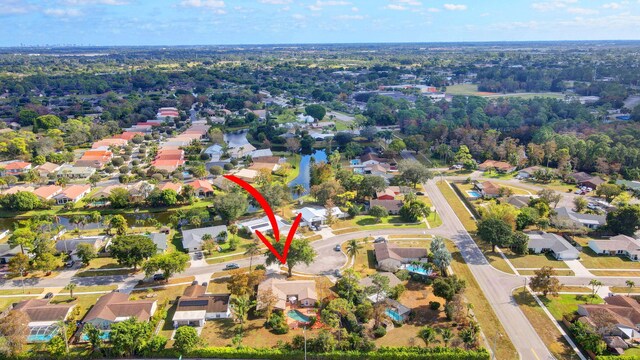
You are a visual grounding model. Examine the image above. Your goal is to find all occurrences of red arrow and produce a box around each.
[223,175,302,264]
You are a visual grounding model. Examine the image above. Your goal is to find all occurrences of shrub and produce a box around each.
[429,301,441,310]
[372,326,387,338]
[395,269,410,281]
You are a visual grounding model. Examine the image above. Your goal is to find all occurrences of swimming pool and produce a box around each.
[287,309,311,323]
[385,308,403,322]
[466,190,482,198]
[28,334,56,342]
[405,264,433,276]
[81,330,111,342]
[27,326,58,343]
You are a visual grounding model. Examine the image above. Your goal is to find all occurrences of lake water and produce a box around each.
[288,150,327,199]
[224,131,250,148]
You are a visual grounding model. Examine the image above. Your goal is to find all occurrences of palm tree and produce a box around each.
[438,328,453,347]
[230,295,256,330]
[244,241,261,271]
[292,184,305,197]
[627,280,635,296]
[65,283,77,299]
[418,326,437,347]
[345,239,362,261]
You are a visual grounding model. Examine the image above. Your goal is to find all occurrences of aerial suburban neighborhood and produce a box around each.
[2,2,640,360]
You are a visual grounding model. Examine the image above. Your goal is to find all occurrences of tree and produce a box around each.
[432,275,466,302]
[109,317,153,357]
[34,115,62,131]
[82,323,103,354]
[285,138,301,154]
[439,328,453,347]
[366,273,391,303]
[430,237,452,276]
[257,183,290,211]
[573,197,588,212]
[305,104,326,121]
[8,227,35,254]
[570,321,606,355]
[228,270,266,297]
[190,164,207,179]
[358,175,387,200]
[398,159,433,187]
[75,243,97,265]
[244,241,261,271]
[627,280,635,296]
[7,253,30,277]
[418,326,437,347]
[345,239,362,260]
[607,204,640,236]
[32,252,61,275]
[310,180,343,206]
[108,214,129,235]
[0,191,41,211]
[231,295,256,329]
[109,188,130,208]
[213,193,248,224]
[143,252,189,280]
[173,326,203,354]
[368,205,388,223]
[0,310,29,356]
[589,279,603,303]
[110,235,157,270]
[399,199,430,223]
[460,327,478,350]
[47,333,67,358]
[265,238,316,277]
[537,189,561,208]
[65,283,77,299]
[530,266,561,297]
[387,139,406,156]
[596,183,622,203]
[477,217,513,252]
[510,231,529,255]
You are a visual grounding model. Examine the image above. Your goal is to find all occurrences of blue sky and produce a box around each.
[1,0,639,46]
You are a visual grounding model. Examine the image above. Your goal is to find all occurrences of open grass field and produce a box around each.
[578,247,640,270]
[445,84,487,96]
[512,288,575,359]
[502,248,569,270]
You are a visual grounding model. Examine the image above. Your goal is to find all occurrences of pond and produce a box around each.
[224,130,250,148]
[288,150,327,199]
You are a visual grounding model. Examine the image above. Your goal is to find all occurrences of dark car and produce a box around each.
[195,252,203,260]
[192,280,199,285]
[44,292,54,299]
[416,191,425,196]
[374,237,386,243]
[65,260,75,268]
[153,274,165,281]
[224,263,240,270]
[334,245,342,252]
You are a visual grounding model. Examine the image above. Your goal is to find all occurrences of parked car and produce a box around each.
[374,237,386,243]
[334,269,342,278]
[195,252,203,260]
[44,292,54,299]
[416,191,424,196]
[192,280,199,285]
[65,261,75,268]
[224,263,240,270]
[153,274,165,281]
[201,282,208,287]
[334,245,342,252]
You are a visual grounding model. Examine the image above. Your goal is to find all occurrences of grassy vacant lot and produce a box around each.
[539,294,603,321]
[84,257,121,270]
[331,215,425,230]
[513,288,575,359]
[611,286,640,294]
[445,84,485,96]
[502,248,569,270]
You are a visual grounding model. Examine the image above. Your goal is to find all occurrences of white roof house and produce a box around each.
[181,225,228,252]
[526,232,580,260]
[589,235,640,261]
[204,144,224,161]
[238,215,292,235]
[294,206,346,227]
[250,149,273,158]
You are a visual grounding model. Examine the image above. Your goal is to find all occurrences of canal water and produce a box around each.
[288,150,327,199]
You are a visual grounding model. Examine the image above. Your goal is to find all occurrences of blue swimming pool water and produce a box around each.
[287,309,311,323]
[28,334,55,342]
[466,190,482,198]
[81,330,110,342]
[385,308,403,322]
[405,264,433,276]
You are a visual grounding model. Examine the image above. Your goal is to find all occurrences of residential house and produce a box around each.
[376,188,396,200]
[156,149,184,161]
[127,181,155,202]
[238,215,292,236]
[148,233,168,253]
[156,107,179,120]
[369,199,403,215]
[76,149,113,168]
[56,165,96,180]
[231,168,259,183]
[211,176,233,191]
[507,195,535,209]
[526,232,580,260]
[181,225,228,252]
[0,244,22,264]
[257,278,318,311]
[248,162,280,172]
[151,159,185,172]
[159,181,183,194]
[89,185,126,206]
[11,299,75,342]
[552,207,606,229]
[54,184,92,205]
[189,180,214,198]
[374,242,428,272]
[518,166,541,179]
[82,293,157,330]
[360,153,384,166]
[204,144,224,162]
[2,161,32,176]
[172,285,231,327]
[577,296,640,341]
[364,163,392,178]
[36,162,62,177]
[228,143,256,158]
[568,172,605,189]
[295,206,347,227]
[617,180,640,194]
[33,185,62,201]
[474,181,502,198]
[250,149,274,158]
[2,185,35,196]
[589,235,640,262]
[478,160,516,173]
[91,138,128,149]
[55,236,107,261]
[115,131,144,141]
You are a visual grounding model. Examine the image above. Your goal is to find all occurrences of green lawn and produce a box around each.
[539,294,603,321]
[0,296,33,311]
[74,268,134,277]
[51,293,104,320]
[84,257,121,270]
[60,285,117,293]
[0,288,43,295]
[579,247,640,270]
[503,249,569,270]
[436,181,476,231]
[331,215,425,230]
[445,84,483,96]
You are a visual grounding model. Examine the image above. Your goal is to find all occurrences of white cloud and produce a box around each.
[180,0,226,13]
[291,13,305,19]
[397,0,422,5]
[63,0,129,5]
[43,8,83,17]
[334,14,365,20]
[602,2,622,9]
[316,0,351,5]
[385,4,407,10]
[426,7,440,12]
[258,0,292,4]
[351,6,358,11]
[567,7,598,14]
[531,0,578,11]
[443,3,467,10]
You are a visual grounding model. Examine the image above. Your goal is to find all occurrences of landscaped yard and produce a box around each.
[331,215,426,231]
[130,283,191,306]
[59,285,117,293]
[51,293,104,320]
[0,288,43,295]
[84,257,122,270]
[539,294,603,321]
[578,247,640,270]
[0,296,33,311]
[502,249,569,270]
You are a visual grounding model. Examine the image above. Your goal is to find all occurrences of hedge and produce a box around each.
[450,182,482,220]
